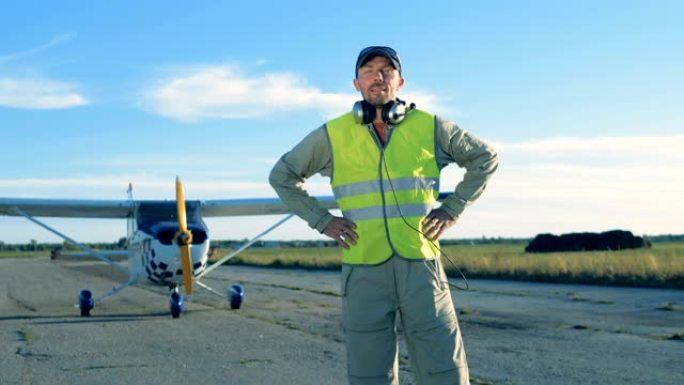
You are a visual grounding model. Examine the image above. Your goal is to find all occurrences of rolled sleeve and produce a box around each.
[435,116,499,218]
[268,126,335,232]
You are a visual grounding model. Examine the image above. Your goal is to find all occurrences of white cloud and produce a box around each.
[0,77,88,109]
[0,34,86,110]
[142,65,352,121]
[142,64,446,122]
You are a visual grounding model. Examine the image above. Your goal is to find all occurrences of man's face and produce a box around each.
[353,56,404,107]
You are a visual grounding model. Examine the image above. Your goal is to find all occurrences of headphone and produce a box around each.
[352,98,416,125]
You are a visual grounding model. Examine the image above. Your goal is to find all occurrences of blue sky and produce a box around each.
[1,0,682,243]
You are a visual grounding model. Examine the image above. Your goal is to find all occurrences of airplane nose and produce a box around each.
[151,224,207,245]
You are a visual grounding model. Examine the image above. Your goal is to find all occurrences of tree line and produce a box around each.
[1,234,681,252]
[0,238,128,252]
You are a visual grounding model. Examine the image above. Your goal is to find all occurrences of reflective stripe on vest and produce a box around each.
[332,177,439,199]
[326,109,441,265]
[343,203,432,221]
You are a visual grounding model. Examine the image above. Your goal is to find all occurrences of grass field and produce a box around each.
[0,250,50,259]
[3,242,682,288]
[217,242,684,288]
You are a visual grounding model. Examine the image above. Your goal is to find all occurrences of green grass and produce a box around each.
[656,302,684,311]
[667,332,684,340]
[216,242,684,288]
[17,327,33,343]
[438,242,684,288]
[5,242,683,288]
[222,247,343,270]
[0,251,48,259]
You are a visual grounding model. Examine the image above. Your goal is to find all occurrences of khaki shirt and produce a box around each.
[268,115,499,233]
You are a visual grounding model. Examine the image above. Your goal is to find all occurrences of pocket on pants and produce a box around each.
[341,264,355,297]
[423,258,447,291]
[409,318,466,374]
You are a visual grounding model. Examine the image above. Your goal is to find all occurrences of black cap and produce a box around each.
[355,46,401,76]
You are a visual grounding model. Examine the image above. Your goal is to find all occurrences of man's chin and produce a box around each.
[366,96,393,107]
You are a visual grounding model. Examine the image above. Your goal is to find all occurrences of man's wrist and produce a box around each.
[439,196,465,219]
[313,213,335,233]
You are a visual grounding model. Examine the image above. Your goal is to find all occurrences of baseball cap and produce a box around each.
[355,46,401,76]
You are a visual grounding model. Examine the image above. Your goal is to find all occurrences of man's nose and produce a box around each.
[372,71,384,82]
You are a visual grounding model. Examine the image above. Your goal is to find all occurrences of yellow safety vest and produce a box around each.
[326,109,441,265]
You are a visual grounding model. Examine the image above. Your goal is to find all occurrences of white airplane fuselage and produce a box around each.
[125,200,210,287]
[128,231,210,287]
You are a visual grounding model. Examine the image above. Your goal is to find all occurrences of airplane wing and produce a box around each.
[1,194,455,219]
[0,198,134,218]
[200,196,338,217]
[201,193,452,217]
[0,196,339,219]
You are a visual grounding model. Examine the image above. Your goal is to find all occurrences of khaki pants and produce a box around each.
[341,256,469,385]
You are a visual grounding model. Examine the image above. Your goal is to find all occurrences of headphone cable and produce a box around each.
[381,149,470,291]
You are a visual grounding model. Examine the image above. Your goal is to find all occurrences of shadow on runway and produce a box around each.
[0,308,220,324]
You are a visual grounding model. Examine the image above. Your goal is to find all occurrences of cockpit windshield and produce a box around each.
[136,201,204,229]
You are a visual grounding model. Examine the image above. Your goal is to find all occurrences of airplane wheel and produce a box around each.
[229,284,244,310]
[78,290,94,317]
[170,292,184,318]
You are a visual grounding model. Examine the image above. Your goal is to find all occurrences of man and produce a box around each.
[269,46,498,385]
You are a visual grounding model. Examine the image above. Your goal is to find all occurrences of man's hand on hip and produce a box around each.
[323,217,358,250]
[421,208,456,240]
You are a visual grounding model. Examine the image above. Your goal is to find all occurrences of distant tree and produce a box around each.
[117,237,127,248]
[525,230,650,253]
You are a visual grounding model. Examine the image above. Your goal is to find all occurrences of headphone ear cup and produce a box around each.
[352,100,376,124]
[381,102,394,124]
[383,100,407,124]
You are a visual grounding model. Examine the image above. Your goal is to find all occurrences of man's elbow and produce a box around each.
[269,159,303,193]
[268,157,289,189]
[474,145,499,174]
[268,165,279,189]
[487,149,500,172]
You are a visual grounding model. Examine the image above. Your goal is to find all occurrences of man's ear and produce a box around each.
[352,78,360,91]
[397,77,405,89]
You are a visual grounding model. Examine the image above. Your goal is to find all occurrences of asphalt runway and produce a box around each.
[1,258,682,385]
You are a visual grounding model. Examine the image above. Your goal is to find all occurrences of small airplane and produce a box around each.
[0,177,336,318]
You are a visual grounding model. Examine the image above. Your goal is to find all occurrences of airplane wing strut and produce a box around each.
[12,207,129,275]
[194,280,224,297]
[85,275,139,306]
[197,213,295,280]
